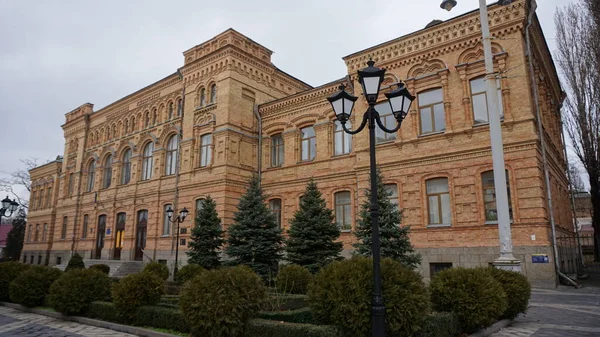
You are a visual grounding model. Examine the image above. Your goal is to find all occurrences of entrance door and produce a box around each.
[135,210,148,261]
[95,215,106,259]
[113,213,126,260]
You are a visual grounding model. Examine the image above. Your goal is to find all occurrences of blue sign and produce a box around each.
[532,254,549,263]
[106,228,111,235]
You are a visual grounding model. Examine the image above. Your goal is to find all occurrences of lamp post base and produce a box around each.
[493,256,522,273]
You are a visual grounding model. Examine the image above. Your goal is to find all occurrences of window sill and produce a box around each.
[484,220,513,225]
[418,130,445,138]
[427,224,452,228]
[331,152,353,158]
[160,234,170,238]
[340,229,352,233]
[376,140,395,146]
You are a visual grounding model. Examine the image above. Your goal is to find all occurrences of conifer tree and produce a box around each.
[354,169,421,268]
[226,174,283,278]
[286,180,342,273]
[187,196,224,269]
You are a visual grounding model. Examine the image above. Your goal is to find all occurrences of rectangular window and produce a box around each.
[30,255,34,264]
[56,256,62,265]
[482,170,513,222]
[374,102,397,143]
[470,77,503,124]
[45,187,52,208]
[30,191,36,210]
[142,142,154,180]
[195,199,205,219]
[180,239,186,246]
[165,136,179,176]
[385,184,399,207]
[334,121,352,155]
[426,178,451,226]
[271,134,284,167]
[26,225,32,243]
[34,224,39,242]
[37,255,42,265]
[163,204,172,236]
[301,126,316,161]
[82,214,89,239]
[61,216,68,239]
[269,199,282,229]
[68,173,74,196]
[335,191,352,231]
[200,134,212,167]
[430,262,452,279]
[37,189,44,209]
[87,161,96,192]
[418,88,445,134]
[42,224,48,242]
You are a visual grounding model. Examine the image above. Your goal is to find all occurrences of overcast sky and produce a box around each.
[0,0,577,199]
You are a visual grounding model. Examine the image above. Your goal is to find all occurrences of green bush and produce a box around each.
[85,301,118,323]
[0,262,30,301]
[430,267,507,333]
[263,293,308,311]
[9,265,62,307]
[65,253,85,272]
[143,262,169,281]
[174,264,204,286]
[48,269,112,315]
[135,305,189,333]
[245,319,344,337]
[417,312,461,337]
[276,265,313,294]
[180,266,267,337]
[112,272,164,321]
[164,281,180,295]
[89,264,110,275]
[258,307,313,324]
[486,268,531,319]
[308,257,429,337]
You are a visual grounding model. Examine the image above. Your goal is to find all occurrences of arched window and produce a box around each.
[121,149,132,185]
[152,108,157,125]
[165,135,179,176]
[269,199,282,229]
[142,142,154,180]
[334,120,352,155]
[177,99,183,116]
[82,215,89,239]
[470,76,503,124]
[334,191,352,231]
[374,102,396,143]
[271,134,284,167]
[300,126,316,161]
[87,160,96,192]
[210,84,217,104]
[418,88,445,135]
[384,184,399,206]
[103,154,113,189]
[163,204,172,236]
[168,102,174,119]
[426,178,451,226]
[124,119,129,134]
[144,111,150,128]
[481,170,512,222]
[131,117,136,131]
[61,216,68,239]
[200,134,212,167]
[42,223,48,242]
[195,198,205,217]
[200,88,206,107]
[34,224,39,242]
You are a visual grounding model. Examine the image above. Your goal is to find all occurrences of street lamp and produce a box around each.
[327,60,415,337]
[166,206,189,276]
[0,196,19,222]
[441,0,520,272]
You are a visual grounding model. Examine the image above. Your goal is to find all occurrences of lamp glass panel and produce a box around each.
[388,95,404,113]
[343,97,355,116]
[1,198,9,209]
[331,98,343,117]
[362,77,381,95]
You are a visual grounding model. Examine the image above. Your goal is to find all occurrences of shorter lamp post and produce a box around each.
[327,60,415,337]
[1,196,19,222]
[166,206,189,276]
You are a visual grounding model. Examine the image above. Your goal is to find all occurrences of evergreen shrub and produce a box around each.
[65,253,85,272]
[135,305,189,333]
[85,301,118,323]
[187,196,224,269]
[0,261,29,301]
[485,267,531,319]
[89,264,110,275]
[417,312,461,337]
[48,269,111,315]
[308,256,430,337]
[180,265,267,337]
[174,264,204,286]
[245,319,344,337]
[257,307,313,324]
[143,261,169,281]
[430,267,507,333]
[9,265,62,307]
[276,265,313,294]
[112,272,164,321]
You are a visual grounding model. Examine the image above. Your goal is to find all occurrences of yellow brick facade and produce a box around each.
[23,0,572,287]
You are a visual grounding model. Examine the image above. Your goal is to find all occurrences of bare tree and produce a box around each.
[568,161,586,193]
[556,3,600,260]
[0,158,38,209]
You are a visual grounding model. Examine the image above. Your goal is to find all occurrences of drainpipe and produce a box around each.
[525,0,577,287]
[254,105,262,183]
[70,113,90,258]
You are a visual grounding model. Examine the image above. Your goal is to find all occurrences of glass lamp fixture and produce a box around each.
[440,0,457,11]
[179,207,189,221]
[166,205,174,219]
[327,84,358,123]
[1,196,10,210]
[385,82,416,121]
[357,60,386,102]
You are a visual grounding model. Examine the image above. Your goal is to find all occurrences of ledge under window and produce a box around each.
[427,223,452,228]
[418,130,445,138]
[484,220,513,225]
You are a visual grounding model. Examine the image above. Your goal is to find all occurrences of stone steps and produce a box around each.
[54,259,144,278]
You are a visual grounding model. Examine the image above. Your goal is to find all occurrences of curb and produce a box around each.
[0,302,181,337]
[468,319,513,337]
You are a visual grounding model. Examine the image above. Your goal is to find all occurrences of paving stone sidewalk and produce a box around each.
[0,306,135,337]
[492,288,600,337]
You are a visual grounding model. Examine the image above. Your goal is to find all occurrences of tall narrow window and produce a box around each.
[271,134,284,167]
[482,170,513,222]
[42,223,48,242]
[34,224,39,242]
[152,108,157,125]
[27,225,32,243]
[163,204,172,236]
[301,126,316,161]
[470,76,503,124]
[37,189,44,209]
[124,119,129,134]
[269,199,282,229]
[45,187,52,208]
[418,88,445,134]
[142,142,154,180]
[121,149,132,185]
[200,88,206,107]
[145,111,150,128]
[210,84,217,103]
[200,134,212,167]
[334,121,352,155]
[165,135,179,176]
[384,184,399,206]
[177,99,183,116]
[426,178,451,225]
[103,155,113,189]
[82,214,89,239]
[87,161,96,192]
[68,173,74,196]
[195,199,205,218]
[168,102,174,119]
[335,191,352,231]
[61,216,68,239]
[374,102,397,143]
[30,191,36,210]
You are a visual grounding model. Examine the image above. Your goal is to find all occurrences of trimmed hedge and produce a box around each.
[430,267,507,333]
[417,312,461,337]
[486,268,531,319]
[276,265,313,294]
[263,293,308,311]
[85,301,118,323]
[112,272,165,321]
[143,262,170,281]
[9,265,62,307]
[174,264,204,286]
[65,253,85,272]
[245,319,344,337]
[89,264,110,275]
[308,257,430,337]
[48,269,112,315]
[135,305,189,333]
[0,262,30,301]
[257,307,313,324]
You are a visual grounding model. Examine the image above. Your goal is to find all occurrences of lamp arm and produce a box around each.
[373,112,403,133]
[341,112,368,135]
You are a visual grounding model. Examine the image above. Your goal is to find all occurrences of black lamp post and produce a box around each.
[327,60,415,337]
[0,196,19,222]
[166,206,189,276]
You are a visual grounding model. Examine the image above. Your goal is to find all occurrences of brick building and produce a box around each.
[23,0,572,287]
